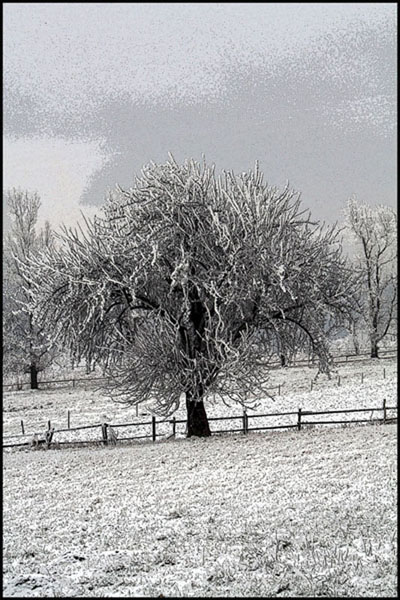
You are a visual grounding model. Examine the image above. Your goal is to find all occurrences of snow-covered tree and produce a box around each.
[27,156,358,435]
[345,197,397,358]
[3,189,56,388]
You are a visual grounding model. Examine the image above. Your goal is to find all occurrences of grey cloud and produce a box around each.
[3,16,396,225]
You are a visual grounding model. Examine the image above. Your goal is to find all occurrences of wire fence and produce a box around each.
[2,348,397,392]
[3,399,397,450]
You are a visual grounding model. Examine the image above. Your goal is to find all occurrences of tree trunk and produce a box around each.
[351,321,360,355]
[30,364,38,389]
[186,394,211,437]
[370,318,379,358]
[370,340,379,358]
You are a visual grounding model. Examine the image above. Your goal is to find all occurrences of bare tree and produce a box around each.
[27,156,357,435]
[3,189,56,388]
[345,197,397,358]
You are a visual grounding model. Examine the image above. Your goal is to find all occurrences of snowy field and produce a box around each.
[3,424,397,597]
[3,357,397,445]
[2,357,398,597]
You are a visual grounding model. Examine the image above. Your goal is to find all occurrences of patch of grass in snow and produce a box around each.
[3,424,397,597]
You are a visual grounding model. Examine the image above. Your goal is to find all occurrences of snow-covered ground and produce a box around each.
[3,424,397,597]
[2,357,398,597]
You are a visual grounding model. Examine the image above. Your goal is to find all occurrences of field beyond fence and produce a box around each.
[2,348,397,392]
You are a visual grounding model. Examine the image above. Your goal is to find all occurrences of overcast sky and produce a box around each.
[3,2,397,232]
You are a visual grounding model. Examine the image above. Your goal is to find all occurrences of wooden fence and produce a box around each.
[6,362,393,439]
[3,399,397,450]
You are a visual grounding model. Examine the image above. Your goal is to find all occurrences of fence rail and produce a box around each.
[2,375,110,392]
[3,399,396,450]
[257,347,396,368]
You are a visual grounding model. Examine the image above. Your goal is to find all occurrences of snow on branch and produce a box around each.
[25,156,359,415]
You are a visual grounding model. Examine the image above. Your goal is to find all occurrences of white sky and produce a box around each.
[4,4,392,105]
[3,3,397,231]
[3,137,108,229]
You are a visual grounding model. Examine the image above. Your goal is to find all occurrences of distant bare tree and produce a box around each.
[27,156,358,436]
[3,189,56,388]
[346,198,397,358]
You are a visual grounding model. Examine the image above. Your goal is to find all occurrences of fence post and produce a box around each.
[48,420,51,431]
[361,372,364,384]
[297,408,302,431]
[46,427,54,448]
[102,423,108,445]
[172,416,176,438]
[278,384,281,396]
[67,410,70,429]
[152,416,156,442]
[310,380,313,391]
[383,399,386,424]
[337,375,341,386]
[243,409,247,434]
[21,420,24,435]
[72,378,75,388]
[383,368,386,380]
